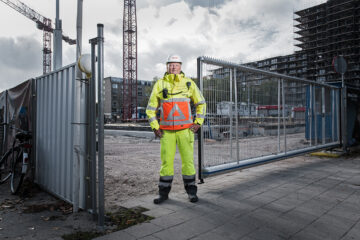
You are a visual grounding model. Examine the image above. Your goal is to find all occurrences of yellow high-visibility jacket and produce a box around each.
[146,72,206,131]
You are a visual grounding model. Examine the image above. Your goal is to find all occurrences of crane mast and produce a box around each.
[123,0,138,120]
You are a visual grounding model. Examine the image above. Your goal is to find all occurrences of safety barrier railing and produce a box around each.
[197,56,341,179]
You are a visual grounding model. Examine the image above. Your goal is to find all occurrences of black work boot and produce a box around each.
[185,184,198,203]
[188,194,198,203]
[154,185,171,204]
[153,194,168,204]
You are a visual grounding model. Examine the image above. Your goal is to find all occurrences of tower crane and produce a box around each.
[0,0,76,74]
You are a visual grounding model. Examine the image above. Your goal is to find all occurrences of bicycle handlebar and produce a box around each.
[0,122,32,135]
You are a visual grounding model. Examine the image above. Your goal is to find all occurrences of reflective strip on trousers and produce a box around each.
[182,175,196,186]
[159,176,173,187]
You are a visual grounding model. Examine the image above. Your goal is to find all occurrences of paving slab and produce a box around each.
[93,155,360,240]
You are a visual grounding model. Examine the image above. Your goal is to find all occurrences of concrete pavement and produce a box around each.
[96,153,360,240]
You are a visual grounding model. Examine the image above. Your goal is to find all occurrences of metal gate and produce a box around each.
[197,56,341,179]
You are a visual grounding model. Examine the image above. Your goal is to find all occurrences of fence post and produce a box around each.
[88,38,97,219]
[331,89,334,142]
[277,79,281,153]
[309,84,313,146]
[282,79,287,153]
[322,87,326,144]
[234,68,239,163]
[229,68,233,160]
[197,57,204,183]
[341,85,347,152]
[97,23,105,228]
[314,85,318,145]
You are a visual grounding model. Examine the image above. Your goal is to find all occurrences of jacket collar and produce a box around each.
[163,72,185,83]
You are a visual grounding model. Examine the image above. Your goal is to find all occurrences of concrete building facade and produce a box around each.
[104,77,152,120]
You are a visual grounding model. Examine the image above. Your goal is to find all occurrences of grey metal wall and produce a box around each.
[35,63,79,205]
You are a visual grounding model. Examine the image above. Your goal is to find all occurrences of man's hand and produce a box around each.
[154,129,163,138]
[190,124,201,133]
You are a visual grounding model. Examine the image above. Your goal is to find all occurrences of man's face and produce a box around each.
[168,62,181,75]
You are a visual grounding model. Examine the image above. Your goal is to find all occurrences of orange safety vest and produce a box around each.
[159,98,193,130]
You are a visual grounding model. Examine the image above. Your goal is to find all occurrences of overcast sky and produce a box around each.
[0,0,326,91]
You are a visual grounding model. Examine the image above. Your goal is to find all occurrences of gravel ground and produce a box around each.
[103,131,317,210]
[104,134,200,210]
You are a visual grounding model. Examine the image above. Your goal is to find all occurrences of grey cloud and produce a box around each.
[107,18,123,36]
[250,30,279,50]
[0,37,42,70]
[0,36,42,91]
[234,18,261,31]
[138,39,206,79]
[184,0,228,10]
[166,17,178,26]
[134,0,228,11]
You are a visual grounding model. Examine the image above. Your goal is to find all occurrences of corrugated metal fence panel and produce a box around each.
[35,64,76,204]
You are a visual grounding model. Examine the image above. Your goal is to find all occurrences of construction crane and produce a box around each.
[122,0,138,121]
[0,0,76,74]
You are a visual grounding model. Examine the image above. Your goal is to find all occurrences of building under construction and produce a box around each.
[247,0,359,87]
[294,0,359,86]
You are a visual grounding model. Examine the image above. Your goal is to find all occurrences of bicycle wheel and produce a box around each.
[0,150,13,184]
[10,147,24,194]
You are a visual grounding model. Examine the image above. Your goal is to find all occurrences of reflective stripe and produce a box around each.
[146,106,157,111]
[148,117,157,123]
[184,181,196,186]
[196,114,205,118]
[159,182,172,187]
[160,119,193,126]
[161,98,190,103]
[195,100,206,106]
[182,175,196,180]
[160,176,174,181]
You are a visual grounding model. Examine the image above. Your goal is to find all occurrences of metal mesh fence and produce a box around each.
[198,57,340,176]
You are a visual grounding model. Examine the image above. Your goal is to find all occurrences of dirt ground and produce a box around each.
[103,131,315,209]
[104,134,199,210]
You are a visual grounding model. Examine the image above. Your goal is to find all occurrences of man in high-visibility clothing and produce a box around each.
[146,54,206,204]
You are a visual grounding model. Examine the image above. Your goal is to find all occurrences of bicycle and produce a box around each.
[0,124,32,194]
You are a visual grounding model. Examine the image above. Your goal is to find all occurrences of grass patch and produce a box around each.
[106,206,154,231]
[61,206,154,240]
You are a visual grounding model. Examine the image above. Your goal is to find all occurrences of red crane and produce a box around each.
[122,0,138,120]
[0,0,76,74]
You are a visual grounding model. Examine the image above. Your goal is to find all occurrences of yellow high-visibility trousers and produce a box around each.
[160,128,196,177]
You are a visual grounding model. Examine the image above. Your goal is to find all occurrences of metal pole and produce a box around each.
[89,39,97,218]
[342,82,347,152]
[336,89,340,142]
[314,85,318,146]
[309,85,312,147]
[277,79,281,153]
[229,69,233,160]
[234,68,239,163]
[197,57,204,183]
[321,87,326,145]
[97,24,105,228]
[53,0,62,70]
[282,79,286,153]
[72,0,84,213]
[331,89,335,142]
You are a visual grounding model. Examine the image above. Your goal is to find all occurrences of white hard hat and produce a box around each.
[166,54,182,64]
